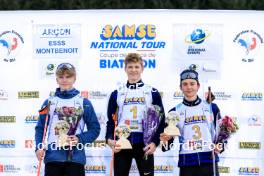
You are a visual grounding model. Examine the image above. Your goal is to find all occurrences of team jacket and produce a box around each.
[163,96,221,167]
[35,88,100,165]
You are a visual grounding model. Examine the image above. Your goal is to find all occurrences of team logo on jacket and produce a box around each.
[85,164,106,173]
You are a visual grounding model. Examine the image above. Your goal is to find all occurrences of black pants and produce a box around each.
[114,143,154,176]
[45,161,85,176]
[180,163,219,176]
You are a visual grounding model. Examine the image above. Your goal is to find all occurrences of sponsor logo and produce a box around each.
[96,24,160,44]
[239,167,259,175]
[154,165,174,173]
[248,115,261,126]
[202,66,217,73]
[233,30,263,62]
[185,115,207,124]
[0,164,21,173]
[239,142,261,149]
[88,91,107,99]
[213,92,232,100]
[81,91,107,99]
[0,30,24,62]
[18,91,39,99]
[185,28,210,44]
[0,90,8,100]
[33,24,81,59]
[185,28,210,55]
[218,166,230,173]
[90,24,165,69]
[25,115,38,123]
[85,165,106,173]
[173,91,184,99]
[99,53,157,69]
[25,140,34,148]
[0,116,16,123]
[45,63,56,75]
[124,96,145,105]
[0,140,15,148]
[81,91,89,98]
[205,91,232,100]
[241,92,262,101]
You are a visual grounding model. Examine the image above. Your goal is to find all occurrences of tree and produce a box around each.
[0,0,263,10]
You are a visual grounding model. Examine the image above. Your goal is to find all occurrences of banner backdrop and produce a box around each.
[0,10,263,176]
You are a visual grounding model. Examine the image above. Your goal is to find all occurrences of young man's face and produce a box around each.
[180,79,200,101]
[56,73,75,91]
[125,62,143,83]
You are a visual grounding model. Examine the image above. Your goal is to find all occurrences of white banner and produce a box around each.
[0,10,264,176]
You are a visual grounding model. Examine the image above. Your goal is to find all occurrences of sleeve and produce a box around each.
[76,98,100,144]
[212,103,221,127]
[105,90,118,141]
[35,99,49,151]
[212,103,225,153]
[150,88,166,147]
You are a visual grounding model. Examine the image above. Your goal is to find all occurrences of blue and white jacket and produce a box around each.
[105,80,165,146]
[35,88,100,165]
[163,96,221,167]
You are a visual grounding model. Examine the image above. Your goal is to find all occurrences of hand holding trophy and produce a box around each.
[115,125,132,149]
[55,120,70,147]
[164,111,181,137]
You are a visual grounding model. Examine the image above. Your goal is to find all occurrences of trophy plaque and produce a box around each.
[115,125,132,149]
[55,120,70,147]
[164,111,181,136]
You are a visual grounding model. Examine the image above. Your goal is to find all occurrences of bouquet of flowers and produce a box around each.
[215,115,239,143]
[55,106,83,135]
[142,105,163,145]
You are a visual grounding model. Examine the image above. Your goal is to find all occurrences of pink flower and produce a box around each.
[215,115,239,143]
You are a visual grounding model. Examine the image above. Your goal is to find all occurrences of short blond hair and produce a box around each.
[124,53,143,68]
[56,63,76,77]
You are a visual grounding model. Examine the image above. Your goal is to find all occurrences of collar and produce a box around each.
[182,96,201,106]
[126,80,144,89]
[55,88,80,99]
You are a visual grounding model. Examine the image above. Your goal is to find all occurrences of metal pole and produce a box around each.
[36,101,51,176]
[110,111,118,176]
[208,87,216,176]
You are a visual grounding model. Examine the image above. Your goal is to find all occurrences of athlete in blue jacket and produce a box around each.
[160,68,222,176]
[35,63,100,176]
